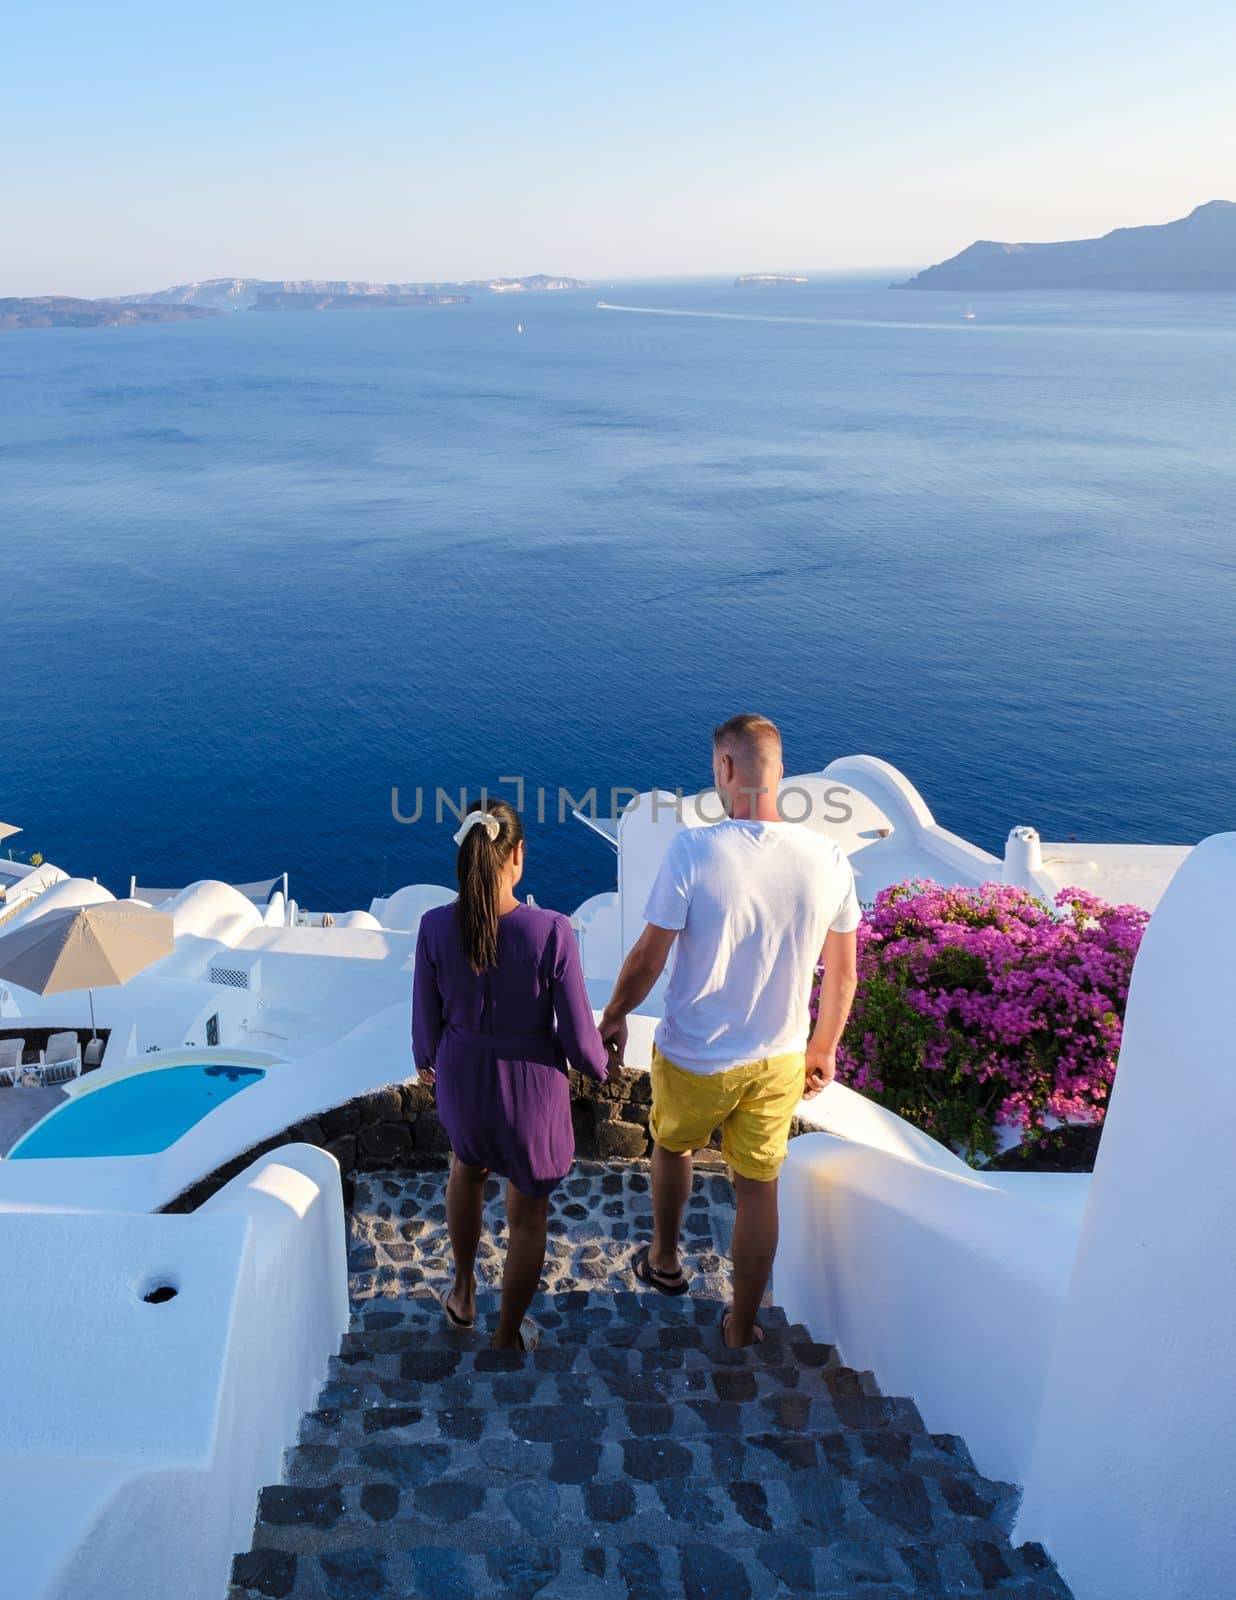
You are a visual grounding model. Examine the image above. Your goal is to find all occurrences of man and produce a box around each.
[599,714,860,1347]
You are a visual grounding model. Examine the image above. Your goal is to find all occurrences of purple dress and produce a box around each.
[412,902,609,1196]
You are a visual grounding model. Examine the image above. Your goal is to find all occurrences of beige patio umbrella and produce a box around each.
[0,902,175,1037]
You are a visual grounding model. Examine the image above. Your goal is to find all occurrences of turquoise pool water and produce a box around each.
[8,1063,265,1159]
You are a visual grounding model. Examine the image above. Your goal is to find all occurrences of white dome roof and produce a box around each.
[371,883,455,932]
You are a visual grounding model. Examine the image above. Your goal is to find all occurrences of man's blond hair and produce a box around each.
[712,713,782,771]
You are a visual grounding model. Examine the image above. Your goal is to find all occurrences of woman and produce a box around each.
[412,798,609,1349]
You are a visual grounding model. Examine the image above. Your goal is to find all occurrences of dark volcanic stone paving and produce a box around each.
[229,1162,1073,1599]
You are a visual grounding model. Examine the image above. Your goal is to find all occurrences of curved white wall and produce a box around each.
[823,753,1000,889]
[779,1131,1075,1488]
[793,1079,974,1177]
[822,752,936,832]
[1018,832,1236,1600]
[0,1144,348,1600]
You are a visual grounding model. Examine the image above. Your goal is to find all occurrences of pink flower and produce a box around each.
[810,880,1147,1162]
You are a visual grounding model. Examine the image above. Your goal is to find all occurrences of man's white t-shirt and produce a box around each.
[643,819,861,1076]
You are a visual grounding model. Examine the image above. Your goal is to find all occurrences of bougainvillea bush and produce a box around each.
[813,880,1148,1163]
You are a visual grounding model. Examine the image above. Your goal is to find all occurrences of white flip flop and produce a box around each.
[438,1285,475,1331]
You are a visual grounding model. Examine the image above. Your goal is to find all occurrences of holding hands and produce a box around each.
[802,1042,836,1100]
[599,1011,628,1069]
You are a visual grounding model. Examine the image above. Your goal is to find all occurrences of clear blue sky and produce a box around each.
[5,0,1234,296]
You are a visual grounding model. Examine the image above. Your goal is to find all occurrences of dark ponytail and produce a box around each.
[455,797,524,974]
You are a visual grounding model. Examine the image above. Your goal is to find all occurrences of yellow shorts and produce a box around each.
[648,1044,805,1183]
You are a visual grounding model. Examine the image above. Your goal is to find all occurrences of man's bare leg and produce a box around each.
[445,1157,487,1325]
[493,1182,548,1348]
[726,1173,779,1347]
[649,1142,693,1277]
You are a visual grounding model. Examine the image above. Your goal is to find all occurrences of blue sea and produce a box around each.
[2,279,1233,913]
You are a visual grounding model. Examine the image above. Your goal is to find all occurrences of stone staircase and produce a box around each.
[228,1164,1073,1600]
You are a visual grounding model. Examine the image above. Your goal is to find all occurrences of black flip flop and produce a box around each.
[632,1243,689,1297]
[720,1303,765,1345]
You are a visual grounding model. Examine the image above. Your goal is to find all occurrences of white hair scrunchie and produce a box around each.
[453,810,501,847]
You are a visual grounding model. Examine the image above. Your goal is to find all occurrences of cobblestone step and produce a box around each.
[306,1362,872,1418]
[297,1393,904,1450]
[281,1433,992,1491]
[339,1316,812,1360]
[331,1342,855,1389]
[252,1455,1023,1551]
[228,1164,1074,1600]
[282,1429,988,1495]
[333,1330,839,1387]
[231,1535,1071,1600]
[354,1288,790,1327]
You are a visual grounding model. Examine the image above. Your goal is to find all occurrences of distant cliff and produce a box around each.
[251,290,470,311]
[122,275,586,311]
[896,201,1236,291]
[0,297,220,331]
[0,273,587,331]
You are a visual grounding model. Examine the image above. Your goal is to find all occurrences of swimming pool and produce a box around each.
[8,1062,266,1159]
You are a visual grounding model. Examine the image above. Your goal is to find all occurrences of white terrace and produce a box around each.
[0,755,1224,1600]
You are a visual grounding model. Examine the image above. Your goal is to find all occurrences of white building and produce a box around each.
[0,755,1225,1600]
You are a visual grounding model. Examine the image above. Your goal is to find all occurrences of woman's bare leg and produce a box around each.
[493,1181,548,1348]
[445,1157,487,1324]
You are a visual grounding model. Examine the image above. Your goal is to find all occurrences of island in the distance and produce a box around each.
[896,200,1236,291]
[0,297,220,331]
[734,273,809,286]
[251,290,470,312]
[122,275,585,312]
[0,274,586,330]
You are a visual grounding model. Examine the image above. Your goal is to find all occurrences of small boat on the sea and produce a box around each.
[962,310,977,320]
[516,322,524,334]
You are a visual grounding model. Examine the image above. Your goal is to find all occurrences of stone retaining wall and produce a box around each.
[165,1067,667,1213]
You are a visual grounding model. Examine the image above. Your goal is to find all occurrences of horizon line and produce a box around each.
[8,266,926,302]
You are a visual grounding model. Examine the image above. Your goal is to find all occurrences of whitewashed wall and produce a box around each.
[778,1126,1076,1487]
[0,1144,348,1600]
[1017,832,1236,1600]
[776,831,1236,1600]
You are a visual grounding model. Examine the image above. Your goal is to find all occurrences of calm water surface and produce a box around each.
[1,279,1233,911]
